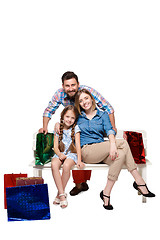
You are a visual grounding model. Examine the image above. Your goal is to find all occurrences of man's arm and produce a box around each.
[39,89,62,134]
[39,117,51,134]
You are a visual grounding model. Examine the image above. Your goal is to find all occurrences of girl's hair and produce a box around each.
[75,89,96,114]
[59,105,79,153]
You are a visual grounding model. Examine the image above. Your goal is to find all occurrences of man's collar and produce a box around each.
[64,91,69,100]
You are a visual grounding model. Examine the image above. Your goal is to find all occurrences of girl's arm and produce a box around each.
[108,134,118,161]
[75,132,85,169]
[54,135,66,161]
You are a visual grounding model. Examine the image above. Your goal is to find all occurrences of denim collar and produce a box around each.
[81,108,104,118]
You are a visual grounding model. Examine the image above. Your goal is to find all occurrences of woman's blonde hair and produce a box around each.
[75,89,96,114]
[58,105,79,153]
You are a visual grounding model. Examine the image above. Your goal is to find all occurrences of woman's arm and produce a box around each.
[75,132,85,169]
[108,134,118,161]
[108,113,117,133]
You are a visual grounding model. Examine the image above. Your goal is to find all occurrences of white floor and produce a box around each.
[1,165,159,240]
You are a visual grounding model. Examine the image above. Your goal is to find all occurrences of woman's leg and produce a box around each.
[82,142,123,206]
[120,140,150,194]
[130,169,148,194]
[102,141,128,205]
[103,179,116,206]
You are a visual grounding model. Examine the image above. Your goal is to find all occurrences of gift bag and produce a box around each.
[6,184,50,221]
[16,177,44,186]
[4,173,27,209]
[124,131,146,164]
[35,133,54,165]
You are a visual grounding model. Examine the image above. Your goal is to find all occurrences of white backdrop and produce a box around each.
[0,0,160,239]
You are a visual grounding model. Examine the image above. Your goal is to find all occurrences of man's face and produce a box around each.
[62,78,79,99]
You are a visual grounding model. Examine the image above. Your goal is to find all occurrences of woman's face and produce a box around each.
[79,92,93,111]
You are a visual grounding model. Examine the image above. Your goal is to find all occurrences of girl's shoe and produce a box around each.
[100,191,113,210]
[133,181,155,197]
[59,193,68,208]
[53,197,60,205]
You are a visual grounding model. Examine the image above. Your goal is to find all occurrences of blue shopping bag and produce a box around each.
[6,184,50,221]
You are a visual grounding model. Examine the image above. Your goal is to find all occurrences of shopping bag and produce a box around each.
[124,131,146,164]
[4,173,27,209]
[35,133,54,165]
[16,177,44,186]
[6,184,50,221]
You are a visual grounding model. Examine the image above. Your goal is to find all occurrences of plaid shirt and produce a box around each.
[43,85,114,118]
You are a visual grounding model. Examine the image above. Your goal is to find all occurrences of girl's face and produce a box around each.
[63,110,76,129]
[79,92,93,111]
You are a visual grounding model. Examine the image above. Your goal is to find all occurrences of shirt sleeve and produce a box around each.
[102,112,116,137]
[82,85,114,114]
[43,89,62,118]
[53,130,59,137]
[75,125,81,134]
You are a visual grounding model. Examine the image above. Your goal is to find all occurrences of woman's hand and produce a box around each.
[58,153,67,162]
[77,161,85,169]
[109,142,118,161]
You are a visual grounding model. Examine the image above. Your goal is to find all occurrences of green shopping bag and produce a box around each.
[35,133,54,165]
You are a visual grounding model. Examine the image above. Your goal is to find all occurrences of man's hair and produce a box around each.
[61,71,79,84]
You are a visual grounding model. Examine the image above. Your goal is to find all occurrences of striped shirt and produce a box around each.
[43,85,114,118]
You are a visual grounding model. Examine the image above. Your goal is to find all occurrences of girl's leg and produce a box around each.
[62,158,75,190]
[51,158,63,198]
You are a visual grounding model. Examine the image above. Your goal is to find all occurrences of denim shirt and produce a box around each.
[77,109,116,147]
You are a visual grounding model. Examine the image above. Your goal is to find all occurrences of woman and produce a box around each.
[75,89,155,210]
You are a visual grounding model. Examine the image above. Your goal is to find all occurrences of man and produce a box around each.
[39,71,116,195]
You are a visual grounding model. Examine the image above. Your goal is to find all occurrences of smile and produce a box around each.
[84,103,90,107]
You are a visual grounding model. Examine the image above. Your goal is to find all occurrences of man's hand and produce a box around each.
[38,128,48,135]
[39,117,50,135]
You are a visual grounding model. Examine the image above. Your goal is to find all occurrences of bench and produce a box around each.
[30,130,151,203]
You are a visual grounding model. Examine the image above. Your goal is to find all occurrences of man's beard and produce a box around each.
[67,91,76,100]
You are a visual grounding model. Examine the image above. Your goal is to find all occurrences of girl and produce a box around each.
[51,105,85,208]
[75,89,155,210]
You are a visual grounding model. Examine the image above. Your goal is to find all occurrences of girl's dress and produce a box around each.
[53,125,80,164]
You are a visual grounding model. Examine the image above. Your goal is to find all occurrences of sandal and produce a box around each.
[100,191,113,210]
[59,193,68,208]
[53,197,60,205]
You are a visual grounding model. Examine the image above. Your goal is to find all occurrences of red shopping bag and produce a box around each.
[16,177,44,186]
[4,173,27,209]
[123,131,146,164]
